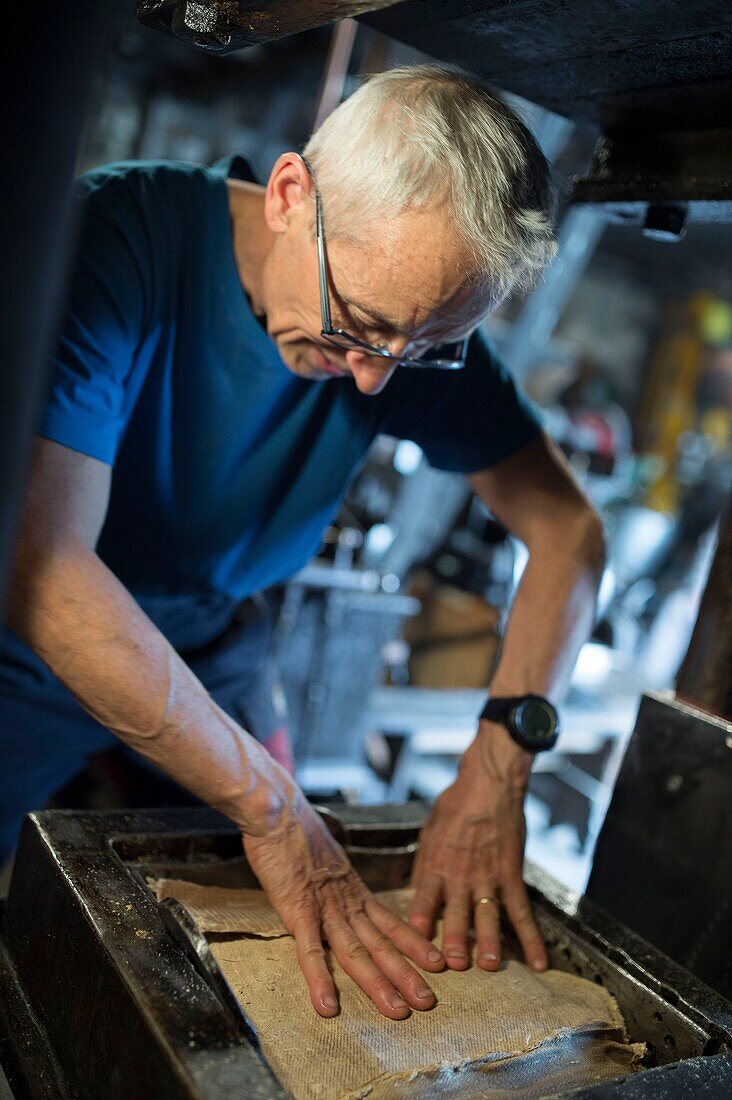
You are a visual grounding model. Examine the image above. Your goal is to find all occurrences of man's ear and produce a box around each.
[264,152,313,235]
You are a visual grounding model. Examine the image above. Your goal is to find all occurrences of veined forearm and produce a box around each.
[8,546,290,835]
[466,515,604,782]
[489,516,605,702]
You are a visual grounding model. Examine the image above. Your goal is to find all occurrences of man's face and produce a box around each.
[260,157,489,396]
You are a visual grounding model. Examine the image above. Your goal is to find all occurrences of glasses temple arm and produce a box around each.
[314,196,334,333]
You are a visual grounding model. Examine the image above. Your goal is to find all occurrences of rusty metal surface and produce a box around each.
[2,812,283,1100]
[136,0,400,51]
[1,805,732,1097]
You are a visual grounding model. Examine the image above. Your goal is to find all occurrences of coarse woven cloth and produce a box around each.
[150,879,645,1100]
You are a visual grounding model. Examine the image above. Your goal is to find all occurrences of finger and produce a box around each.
[441,892,471,969]
[291,915,340,1017]
[407,873,442,940]
[501,878,548,972]
[350,909,437,1011]
[472,891,501,970]
[366,896,444,971]
[324,912,412,1020]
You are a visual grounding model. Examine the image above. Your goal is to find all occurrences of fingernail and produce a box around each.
[481,952,498,962]
[390,995,409,1010]
[416,987,435,1001]
[427,949,443,963]
[532,960,548,972]
[321,994,338,1010]
[446,949,467,959]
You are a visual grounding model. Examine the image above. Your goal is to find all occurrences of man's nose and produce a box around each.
[346,350,397,395]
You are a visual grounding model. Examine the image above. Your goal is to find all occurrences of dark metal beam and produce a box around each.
[676,499,732,720]
[134,1,732,135]
[136,0,399,52]
[0,3,103,618]
[586,692,732,1001]
[134,1,732,219]
[572,128,732,231]
[361,0,732,135]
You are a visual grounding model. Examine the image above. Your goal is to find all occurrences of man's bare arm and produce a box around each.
[470,432,606,707]
[7,437,445,1018]
[408,433,605,972]
[7,437,286,833]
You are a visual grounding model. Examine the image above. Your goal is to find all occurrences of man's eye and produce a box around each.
[365,319,399,344]
[355,314,380,335]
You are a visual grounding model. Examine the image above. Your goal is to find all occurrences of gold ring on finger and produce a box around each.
[475,896,500,907]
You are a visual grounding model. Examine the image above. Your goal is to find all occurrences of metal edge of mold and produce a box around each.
[527,864,732,1046]
[532,904,714,1063]
[6,812,287,1100]
[0,902,78,1100]
[561,1050,732,1098]
[155,895,261,1039]
[5,818,198,1100]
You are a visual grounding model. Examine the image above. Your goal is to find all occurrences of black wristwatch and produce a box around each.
[480,694,560,753]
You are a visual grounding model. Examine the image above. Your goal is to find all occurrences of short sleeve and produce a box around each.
[37,172,150,465]
[380,330,542,472]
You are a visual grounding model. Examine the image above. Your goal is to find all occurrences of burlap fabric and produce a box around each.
[151,879,645,1099]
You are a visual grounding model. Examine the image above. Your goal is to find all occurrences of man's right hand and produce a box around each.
[9,438,444,1021]
[243,783,445,1019]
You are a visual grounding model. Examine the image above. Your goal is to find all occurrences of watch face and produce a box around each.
[513,698,557,746]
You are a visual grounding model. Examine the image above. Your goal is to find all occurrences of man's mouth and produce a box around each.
[312,346,348,377]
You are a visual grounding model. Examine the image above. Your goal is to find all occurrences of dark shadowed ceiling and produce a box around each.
[138,1,732,134]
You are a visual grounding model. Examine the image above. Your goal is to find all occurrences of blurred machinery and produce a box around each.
[274,533,419,796]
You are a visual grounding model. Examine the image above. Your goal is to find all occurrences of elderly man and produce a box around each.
[2,66,604,1020]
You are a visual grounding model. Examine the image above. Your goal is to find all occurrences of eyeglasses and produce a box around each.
[304,159,468,371]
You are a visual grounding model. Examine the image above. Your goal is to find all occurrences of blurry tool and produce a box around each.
[639,294,727,514]
[404,571,501,689]
[362,447,472,582]
[275,538,419,796]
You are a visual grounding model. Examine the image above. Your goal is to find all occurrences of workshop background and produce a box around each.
[3,3,732,1098]
[32,0,732,894]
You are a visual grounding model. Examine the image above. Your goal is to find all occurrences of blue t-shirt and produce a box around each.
[38,157,541,600]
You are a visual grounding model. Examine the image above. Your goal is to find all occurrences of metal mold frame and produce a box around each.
[0,806,730,1099]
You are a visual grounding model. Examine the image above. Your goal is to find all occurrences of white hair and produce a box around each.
[303,64,557,307]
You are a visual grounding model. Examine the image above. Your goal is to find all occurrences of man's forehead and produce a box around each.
[339,217,487,332]
[343,258,489,335]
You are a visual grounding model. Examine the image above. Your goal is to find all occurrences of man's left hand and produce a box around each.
[407,722,548,973]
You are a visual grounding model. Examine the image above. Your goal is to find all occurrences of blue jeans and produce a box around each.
[0,593,287,863]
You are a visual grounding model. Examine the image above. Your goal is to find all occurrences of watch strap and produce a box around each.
[479,693,559,753]
[480,695,531,724]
